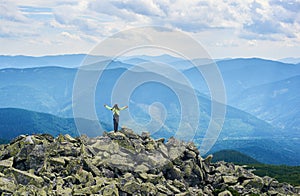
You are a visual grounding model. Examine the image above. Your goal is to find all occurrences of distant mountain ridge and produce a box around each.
[279,57,300,64]
[0,107,78,140]
[0,54,86,68]
[184,57,300,131]
[0,54,299,165]
[231,75,300,132]
[0,108,108,141]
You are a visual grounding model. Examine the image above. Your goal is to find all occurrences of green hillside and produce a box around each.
[0,108,79,140]
[212,149,260,164]
[0,108,111,141]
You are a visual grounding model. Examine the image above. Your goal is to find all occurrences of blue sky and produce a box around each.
[0,0,299,59]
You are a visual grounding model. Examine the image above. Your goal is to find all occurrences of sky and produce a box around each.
[1,0,300,59]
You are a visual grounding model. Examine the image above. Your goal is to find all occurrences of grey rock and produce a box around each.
[158,142,169,158]
[204,154,213,165]
[141,132,150,140]
[218,190,233,196]
[0,157,13,170]
[166,181,181,193]
[156,184,173,195]
[10,167,44,186]
[64,134,77,143]
[121,181,141,194]
[134,164,150,173]
[242,176,264,190]
[121,128,140,139]
[222,176,238,185]
[156,138,165,143]
[0,177,17,193]
[140,182,158,195]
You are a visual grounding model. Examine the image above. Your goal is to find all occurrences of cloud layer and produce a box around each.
[1,0,300,58]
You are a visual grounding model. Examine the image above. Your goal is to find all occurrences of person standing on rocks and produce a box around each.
[104,104,128,132]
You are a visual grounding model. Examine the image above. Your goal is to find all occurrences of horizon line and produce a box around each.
[1,53,300,62]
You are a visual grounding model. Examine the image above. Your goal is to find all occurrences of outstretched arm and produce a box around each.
[120,106,128,110]
[104,104,112,110]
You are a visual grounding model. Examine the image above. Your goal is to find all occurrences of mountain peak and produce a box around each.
[0,128,298,195]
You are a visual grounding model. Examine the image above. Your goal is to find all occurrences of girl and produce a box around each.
[104,104,128,132]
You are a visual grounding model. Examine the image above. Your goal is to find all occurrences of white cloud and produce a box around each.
[61,32,81,40]
[0,1,29,22]
[1,0,300,58]
[112,0,166,17]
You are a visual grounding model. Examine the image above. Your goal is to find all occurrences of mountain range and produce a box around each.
[0,108,109,140]
[230,75,300,133]
[0,54,299,165]
[0,54,87,68]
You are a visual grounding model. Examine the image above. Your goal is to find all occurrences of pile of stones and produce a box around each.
[0,128,298,195]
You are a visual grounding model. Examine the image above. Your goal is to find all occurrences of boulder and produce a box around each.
[134,163,150,173]
[156,184,173,195]
[158,142,169,158]
[15,184,48,196]
[10,167,44,187]
[141,132,150,140]
[49,157,65,165]
[121,128,140,139]
[139,172,163,184]
[106,154,134,172]
[24,135,34,144]
[166,181,181,193]
[204,154,213,165]
[222,176,238,185]
[173,179,187,191]
[64,134,77,143]
[218,190,233,196]
[0,157,13,170]
[0,177,17,193]
[83,158,102,176]
[108,131,127,140]
[121,181,141,194]
[242,176,264,190]
[101,183,119,196]
[156,138,165,143]
[169,146,184,160]
[140,182,158,195]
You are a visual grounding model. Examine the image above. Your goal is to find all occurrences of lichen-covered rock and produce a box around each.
[0,129,298,195]
[222,176,238,185]
[140,182,158,195]
[242,176,264,190]
[0,177,17,194]
[0,157,13,171]
[121,181,141,194]
[156,184,173,195]
[101,183,119,196]
[218,190,233,196]
[10,167,44,186]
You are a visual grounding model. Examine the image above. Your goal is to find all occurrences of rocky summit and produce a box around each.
[0,128,299,196]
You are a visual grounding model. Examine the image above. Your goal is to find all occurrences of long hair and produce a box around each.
[112,104,119,110]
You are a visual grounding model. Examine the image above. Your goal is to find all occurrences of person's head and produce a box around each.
[113,104,119,110]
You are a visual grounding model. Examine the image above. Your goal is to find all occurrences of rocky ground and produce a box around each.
[0,128,299,195]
